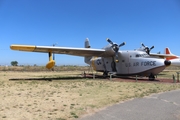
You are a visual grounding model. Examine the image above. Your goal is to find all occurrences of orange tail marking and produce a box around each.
[165,48,178,60]
[165,48,171,54]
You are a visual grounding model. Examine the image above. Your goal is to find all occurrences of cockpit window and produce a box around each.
[136,53,148,57]
[136,54,140,57]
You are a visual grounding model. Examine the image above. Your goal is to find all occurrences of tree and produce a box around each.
[11,61,18,66]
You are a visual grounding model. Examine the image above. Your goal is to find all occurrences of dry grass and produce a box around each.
[0,68,180,119]
[157,66,180,79]
[0,66,89,72]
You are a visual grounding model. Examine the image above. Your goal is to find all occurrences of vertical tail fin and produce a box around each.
[165,47,172,55]
[85,38,90,48]
[165,47,178,60]
[84,38,92,64]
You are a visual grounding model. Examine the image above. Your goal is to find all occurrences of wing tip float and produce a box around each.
[46,60,55,69]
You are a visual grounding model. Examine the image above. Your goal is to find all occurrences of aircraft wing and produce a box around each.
[150,53,177,58]
[10,44,111,57]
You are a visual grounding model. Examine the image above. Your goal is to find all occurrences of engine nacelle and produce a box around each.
[104,45,115,56]
[46,60,55,69]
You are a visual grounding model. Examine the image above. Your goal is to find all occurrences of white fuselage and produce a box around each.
[87,50,167,76]
[169,58,180,67]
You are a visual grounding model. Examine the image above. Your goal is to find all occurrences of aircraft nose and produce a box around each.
[164,60,171,66]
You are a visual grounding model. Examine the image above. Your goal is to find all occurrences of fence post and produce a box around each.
[173,74,176,83]
[110,74,112,80]
[93,73,95,79]
[176,72,179,82]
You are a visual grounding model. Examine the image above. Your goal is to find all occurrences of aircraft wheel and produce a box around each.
[149,73,155,81]
[103,71,108,78]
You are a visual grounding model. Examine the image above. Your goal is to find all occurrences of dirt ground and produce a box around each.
[0,71,83,120]
[0,71,179,120]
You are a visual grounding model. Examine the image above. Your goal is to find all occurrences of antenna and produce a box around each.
[53,43,58,47]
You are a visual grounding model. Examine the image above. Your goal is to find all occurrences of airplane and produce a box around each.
[165,47,180,67]
[10,38,174,80]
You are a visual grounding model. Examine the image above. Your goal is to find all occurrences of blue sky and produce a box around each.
[0,0,180,66]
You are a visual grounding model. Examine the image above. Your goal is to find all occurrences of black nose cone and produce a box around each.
[164,60,171,66]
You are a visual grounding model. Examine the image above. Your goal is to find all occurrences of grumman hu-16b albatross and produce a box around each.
[10,38,174,80]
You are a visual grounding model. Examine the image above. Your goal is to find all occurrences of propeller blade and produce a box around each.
[119,42,126,47]
[150,46,154,50]
[107,38,113,45]
[141,43,145,48]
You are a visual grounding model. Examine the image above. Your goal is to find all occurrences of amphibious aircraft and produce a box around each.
[165,48,180,67]
[10,38,174,80]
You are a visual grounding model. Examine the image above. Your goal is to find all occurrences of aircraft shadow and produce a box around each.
[8,74,116,81]
[9,76,86,81]
[9,74,169,82]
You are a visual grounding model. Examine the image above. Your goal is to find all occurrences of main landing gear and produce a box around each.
[149,73,155,81]
[103,71,108,78]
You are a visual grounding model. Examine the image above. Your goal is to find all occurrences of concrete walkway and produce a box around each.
[79,90,180,120]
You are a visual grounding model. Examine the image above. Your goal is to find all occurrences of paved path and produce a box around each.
[79,90,180,120]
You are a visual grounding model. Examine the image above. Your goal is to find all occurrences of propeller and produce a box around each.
[141,43,154,55]
[107,38,125,62]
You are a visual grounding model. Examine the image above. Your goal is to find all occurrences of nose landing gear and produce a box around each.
[149,73,155,81]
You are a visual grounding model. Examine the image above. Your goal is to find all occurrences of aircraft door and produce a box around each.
[102,57,114,72]
[117,51,129,74]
